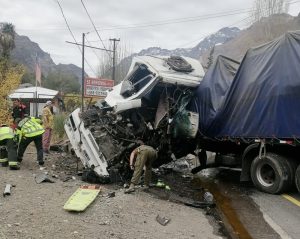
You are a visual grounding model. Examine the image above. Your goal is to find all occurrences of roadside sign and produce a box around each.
[84,78,114,97]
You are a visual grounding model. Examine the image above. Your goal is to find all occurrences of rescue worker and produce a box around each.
[15,116,45,166]
[12,99,26,121]
[42,100,53,154]
[0,125,19,169]
[125,143,158,194]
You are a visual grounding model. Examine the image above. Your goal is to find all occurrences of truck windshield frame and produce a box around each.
[120,63,155,98]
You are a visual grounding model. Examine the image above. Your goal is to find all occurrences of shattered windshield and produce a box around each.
[120,63,155,98]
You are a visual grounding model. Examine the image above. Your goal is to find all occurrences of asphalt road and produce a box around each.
[251,191,300,239]
[197,168,300,239]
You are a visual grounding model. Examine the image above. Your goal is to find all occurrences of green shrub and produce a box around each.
[53,113,66,140]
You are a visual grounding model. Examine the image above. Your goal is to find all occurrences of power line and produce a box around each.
[85,36,101,62]
[56,0,97,76]
[96,9,254,32]
[17,7,251,32]
[174,0,300,49]
[18,0,300,32]
[80,0,111,58]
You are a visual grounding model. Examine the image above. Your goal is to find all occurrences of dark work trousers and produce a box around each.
[0,139,18,163]
[17,135,44,163]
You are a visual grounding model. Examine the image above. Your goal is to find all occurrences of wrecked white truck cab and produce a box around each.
[65,55,205,182]
[106,56,204,112]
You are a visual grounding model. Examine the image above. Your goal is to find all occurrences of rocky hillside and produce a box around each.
[112,27,240,83]
[11,34,83,80]
[134,27,240,59]
[202,13,300,64]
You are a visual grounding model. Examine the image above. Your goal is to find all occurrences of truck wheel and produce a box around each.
[250,153,293,194]
[295,165,300,193]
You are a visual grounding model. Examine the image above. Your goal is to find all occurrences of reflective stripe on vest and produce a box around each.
[20,118,44,137]
[0,127,14,141]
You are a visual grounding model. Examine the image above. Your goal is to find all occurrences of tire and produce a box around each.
[250,153,294,194]
[295,165,300,193]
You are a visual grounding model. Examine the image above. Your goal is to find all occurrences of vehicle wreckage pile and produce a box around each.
[65,55,204,183]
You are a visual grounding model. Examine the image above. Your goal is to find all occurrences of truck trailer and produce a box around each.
[190,31,300,194]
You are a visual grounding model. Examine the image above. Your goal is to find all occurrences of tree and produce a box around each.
[0,23,16,59]
[251,0,290,22]
[21,69,36,85]
[97,41,132,84]
[0,23,16,80]
[43,71,80,94]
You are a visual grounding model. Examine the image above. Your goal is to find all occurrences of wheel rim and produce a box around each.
[256,163,276,187]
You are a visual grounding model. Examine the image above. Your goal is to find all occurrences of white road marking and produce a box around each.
[263,213,293,239]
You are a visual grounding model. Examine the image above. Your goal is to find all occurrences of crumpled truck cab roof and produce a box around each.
[105,55,205,112]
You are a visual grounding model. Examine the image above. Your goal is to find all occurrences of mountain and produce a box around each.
[11,34,84,81]
[134,27,240,59]
[111,27,240,83]
[201,13,300,65]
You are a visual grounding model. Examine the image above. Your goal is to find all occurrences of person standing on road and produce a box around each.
[42,100,54,154]
[15,117,45,166]
[0,125,19,170]
[125,143,158,194]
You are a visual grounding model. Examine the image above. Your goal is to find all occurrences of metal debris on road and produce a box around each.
[35,173,55,184]
[3,184,12,196]
[156,215,171,226]
[106,192,116,198]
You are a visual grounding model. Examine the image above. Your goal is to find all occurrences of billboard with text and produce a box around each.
[84,77,114,97]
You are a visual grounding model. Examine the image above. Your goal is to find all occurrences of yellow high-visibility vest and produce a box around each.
[17,117,45,138]
[0,127,14,141]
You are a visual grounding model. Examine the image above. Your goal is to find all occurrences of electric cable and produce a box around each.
[81,0,112,58]
[56,0,97,76]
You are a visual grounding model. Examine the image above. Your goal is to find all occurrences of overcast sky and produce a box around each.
[0,0,299,76]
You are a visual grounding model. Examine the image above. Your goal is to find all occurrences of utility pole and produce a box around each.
[66,36,114,112]
[81,33,85,112]
[110,38,120,81]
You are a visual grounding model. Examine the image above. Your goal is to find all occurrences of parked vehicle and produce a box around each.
[191,31,300,194]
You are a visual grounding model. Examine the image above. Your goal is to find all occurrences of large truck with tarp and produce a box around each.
[190,31,300,194]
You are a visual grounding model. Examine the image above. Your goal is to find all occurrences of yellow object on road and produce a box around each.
[63,185,101,212]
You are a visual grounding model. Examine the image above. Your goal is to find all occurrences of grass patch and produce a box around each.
[52,113,67,142]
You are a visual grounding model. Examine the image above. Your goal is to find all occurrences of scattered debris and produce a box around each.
[106,192,115,198]
[184,201,215,209]
[35,173,55,184]
[203,191,214,203]
[3,184,11,196]
[50,140,70,152]
[60,175,72,182]
[156,215,171,226]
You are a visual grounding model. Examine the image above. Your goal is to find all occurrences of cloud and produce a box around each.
[0,0,299,76]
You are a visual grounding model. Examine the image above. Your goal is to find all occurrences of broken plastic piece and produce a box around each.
[35,173,55,184]
[3,184,11,196]
[156,215,170,226]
